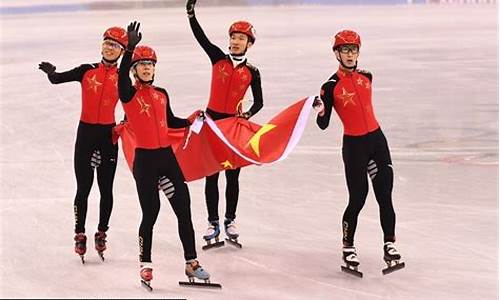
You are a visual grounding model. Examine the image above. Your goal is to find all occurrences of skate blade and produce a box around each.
[225,238,242,249]
[97,251,105,262]
[341,265,363,278]
[79,255,85,265]
[382,261,405,275]
[202,240,225,251]
[179,281,222,289]
[141,280,153,292]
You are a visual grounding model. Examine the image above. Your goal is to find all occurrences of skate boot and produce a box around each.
[382,242,405,275]
[341,246,362,277]
[140,263,153,291]
[74,233,87,264]
[179,260,221,288]
[224,219,242,248]
[94,231,107,261]
[202,221,224,250]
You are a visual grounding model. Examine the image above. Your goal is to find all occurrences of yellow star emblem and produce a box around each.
[356,78,364,86]
[247,124,276,157]
[86,74,102,94]
[337,87,356,107]
[236,68,245,74]
[221,160,233,169]
[108,73,117,84]
[137,97,151,117]
[365,81,371,89]
[217,65,230,84]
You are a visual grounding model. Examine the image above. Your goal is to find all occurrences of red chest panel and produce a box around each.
[123,85,170,149]
[207,60,252,114]
[80,64,119,124]
[332,69,379,136]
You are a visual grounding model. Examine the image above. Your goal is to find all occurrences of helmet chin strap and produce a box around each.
[102,56,119,65]
[337,57,357,72]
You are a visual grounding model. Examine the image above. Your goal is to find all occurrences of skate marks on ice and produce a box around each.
[234,256,384,299]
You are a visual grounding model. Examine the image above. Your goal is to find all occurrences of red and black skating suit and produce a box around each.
[316,68,396,246]
[46,62,120,234]
[189,15,263,224]
[118,48,197,263]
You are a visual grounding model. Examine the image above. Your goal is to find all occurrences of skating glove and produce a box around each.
[237,111,252,120]
[313,96,325,115]
[38,62,56,74]
[126,21,142,50]
[186,0,196,17]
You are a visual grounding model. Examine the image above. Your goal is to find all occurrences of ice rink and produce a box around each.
[0,1,498,299]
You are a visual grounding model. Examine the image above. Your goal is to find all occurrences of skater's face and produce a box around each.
[135,61,155,82]
[229,33,253,55]
[335,44,359,69]
[101,39,123,61]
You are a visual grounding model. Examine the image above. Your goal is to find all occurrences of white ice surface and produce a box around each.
[0,3,498,300]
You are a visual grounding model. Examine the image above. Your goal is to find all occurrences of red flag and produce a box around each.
[117,96,314,182]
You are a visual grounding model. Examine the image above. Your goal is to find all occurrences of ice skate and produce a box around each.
[202,221,224,250]
[179,260,221,288]
[74,233,87,264]
[140,263,153,291]
[94,231,107,261]
[224,219,242,248]
[341,246,362,278]
[382,242,405,275]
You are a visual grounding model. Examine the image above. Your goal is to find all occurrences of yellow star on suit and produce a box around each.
[86,74,102,93]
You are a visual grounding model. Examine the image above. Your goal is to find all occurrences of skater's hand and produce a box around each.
[186,0,197,16]
[38,61,56,74]
[237,111,251,120]
[313,96,325,116]
[126,21,142,50]
[196,110,206,121]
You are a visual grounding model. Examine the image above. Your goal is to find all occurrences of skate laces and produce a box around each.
[74,233,86,243]
[95,231,107,242]
[186,260,201,271]
[140,264,153,281]
[384,242,399,255]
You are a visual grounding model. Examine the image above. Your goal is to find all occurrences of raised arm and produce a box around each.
[118,21,142,103]
[186,0,225,64]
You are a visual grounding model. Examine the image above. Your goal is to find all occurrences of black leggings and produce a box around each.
[133,147,196,263]
[341,128,396,246]
[205,168,241,223]
[73,121,118,234]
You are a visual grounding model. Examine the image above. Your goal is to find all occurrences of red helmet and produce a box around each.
[103,27,128,48]
[229,21,256,43]
[333,30,361,49]
[132,45,157,65]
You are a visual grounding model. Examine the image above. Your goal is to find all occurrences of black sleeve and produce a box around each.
[316,81,335,130]
[47,64,94,84]
[158,88,191,129]
[247,65,263,117]
[189,15,226,65]
[118,49,136,103]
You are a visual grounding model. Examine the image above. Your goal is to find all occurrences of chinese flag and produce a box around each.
[116,96,314,182]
